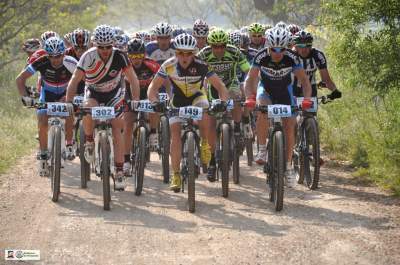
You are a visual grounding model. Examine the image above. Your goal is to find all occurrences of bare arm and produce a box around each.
[207,74,229,101]
[319,68,337,92]
[15,70,33,96]
[124,66,140,101]
[244,67,260,98]
[66,68,85,102]
[147,75,166,102]
[294,68,312,98]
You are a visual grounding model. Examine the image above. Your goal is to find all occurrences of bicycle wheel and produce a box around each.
[79,122,90,188]
[271,130,284,211]
[50,126,61,202]
[134,127,146,196]
[232,136,240,184]
[100,133,111,211]
[159,115,170,184]
[221,123,230,198]
[246,138,253,166]
[186,131,196,213]
[301,118,320,190]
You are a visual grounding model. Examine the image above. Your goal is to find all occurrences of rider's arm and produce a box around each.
[66,68,85,102]
[238,50,251,75]
[244,66,260,98]
[148,75,165,102]
[16,70,33,96]
[124,66,140,101]
[319,68,337,92]
[294,68,312,98]
[207,74,229,102]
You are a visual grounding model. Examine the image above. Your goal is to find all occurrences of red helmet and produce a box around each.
[71,28,91,48]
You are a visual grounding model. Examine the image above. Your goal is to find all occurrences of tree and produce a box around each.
[216,0,267,28]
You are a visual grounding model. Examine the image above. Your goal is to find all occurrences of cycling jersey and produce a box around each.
[253,48,302,106]
[125,58,160,100]
[249,38,266,51]
[237,47,258,83]
[145,41,175,65]
[157,56,214,107]
[65,47,85,94]
[27,49,47,65]
[77,47,130,93]
[293,48,327,97]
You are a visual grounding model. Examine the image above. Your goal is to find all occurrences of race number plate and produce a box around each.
[135,100,154,113]
[159,93,169,102]
[47,103,69,117]
[267,105,292,118]
[73,96,84,106]
[91,107,115,120]
[296,97,318,112]
[179,106,203,120]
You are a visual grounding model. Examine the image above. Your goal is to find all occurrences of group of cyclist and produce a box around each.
[16,19,341,193]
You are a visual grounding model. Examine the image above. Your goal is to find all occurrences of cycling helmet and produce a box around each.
[184,27,193,36]
[64,32,73,45]
[93,24,115,45]
[240,33,250,47]
[264,24,273,31]
[287,24,302,35]
[294,30,313,45]
[127,38,145,54]
[40,31,58,45]
[44,36,65,56]
[228,31,242,48]
[275,21,287,29]
[153,22,173,37]
[248,23,264,34]
[172,27,185,38]
[193,19,209,37]
[22,38,41,52]
[265,27,290,48]
[207,28,229,45]
[240,26,249,34]
[135,31,151,44]
[114,34,130,50]
[174,33,197,51]
[113,26,124,36]
[71,28,90,47]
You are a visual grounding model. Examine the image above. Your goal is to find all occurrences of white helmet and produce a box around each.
[113,26,124,36]
[275,21,287,29]
[153,22,173,37]
[228,31,242,48]
[44,36,65,56]
[114,34,130,50]
[265,27,291,48]
[193,19,209,37]
[174,33,197,51]
[93,24,115,46]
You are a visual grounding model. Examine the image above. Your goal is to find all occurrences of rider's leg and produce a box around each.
[169,120,182,192]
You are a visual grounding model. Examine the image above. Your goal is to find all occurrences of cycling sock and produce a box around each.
[234,122,241,133]
[242,115,250,124]
[150,128,156,134]
[209,153,216,166]
[124,154,130,162]
[115,162,124,172]
[259,144,266,151]
[85,135,94,142]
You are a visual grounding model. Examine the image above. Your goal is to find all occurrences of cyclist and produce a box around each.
[114,34,130,52]
[148,33,229,192]
[135,31,151,45]
[287,24,302,49]
[292,30,342,99]
[123,38,161,174]
[27,31,58,65]
[198,28,251,181]
[16,36,78,176]
[244,27,313,188]
[22,39,41,64]
[64,32,73,48]
[66,24,141,190]
[248,23,265,50]
[146,22,175,65]
[192,19,209,51]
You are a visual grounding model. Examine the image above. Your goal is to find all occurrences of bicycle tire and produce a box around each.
[51,126,61,202]
[79,122,90,188]
[246,139,253,166]
[272,130,284,211]
[100,133,111,211]
[233,136,240,184]
[159,115,170,184]
[302,118,320,190]
[221,123,230,198]
[187,131,196,213]
[134,127,146,196]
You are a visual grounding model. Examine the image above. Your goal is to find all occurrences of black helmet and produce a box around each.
[127,37,145,54]
[294,30,313,45]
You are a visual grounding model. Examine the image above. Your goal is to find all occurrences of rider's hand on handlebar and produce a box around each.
[245,95,256,109]
[65,102,75,115]
[21,96,34,107]
[212,100,227,112]
[328,89,342,100]
[301,98,313,110]
[151,101,166,113]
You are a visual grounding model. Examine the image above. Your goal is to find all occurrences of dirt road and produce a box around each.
[1,153,399,265]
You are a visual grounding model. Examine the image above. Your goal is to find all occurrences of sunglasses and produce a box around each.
[175,50,194,56]
[251,34,263,38]
[211,44,226,49]
[296,43,312,48]
[128,53,145,59]
[270,47,286,53]
[48,54,63,58]
[97,45,113,50]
